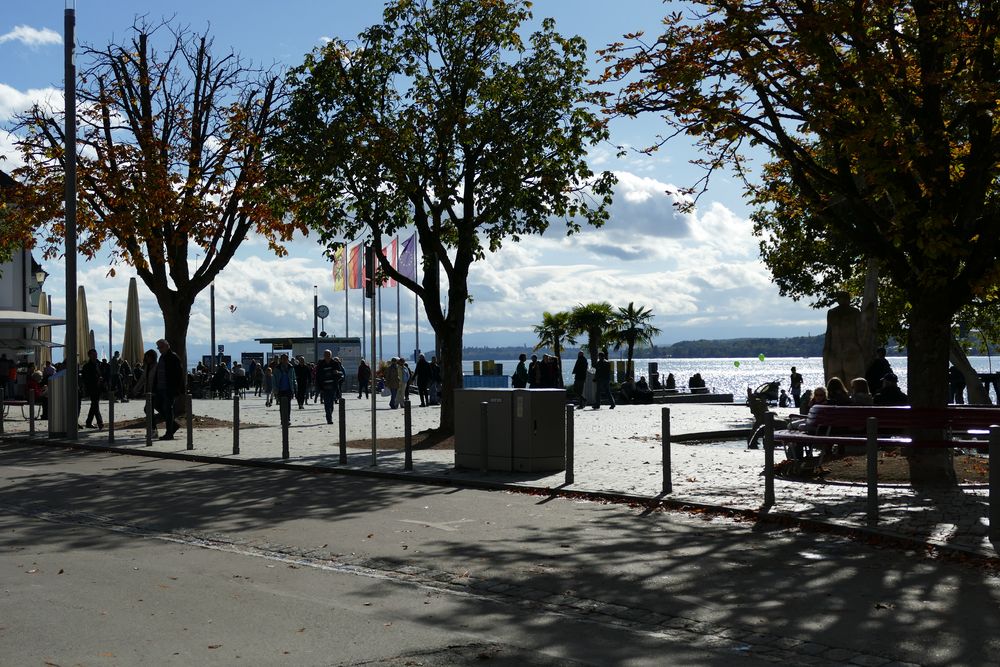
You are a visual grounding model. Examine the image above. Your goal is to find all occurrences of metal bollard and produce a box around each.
[866,417,879,526]
[233,393,240,455]
[662,407,672,495]
[990,426,999,544]
[404,400,413,471]
[281,396,290,460]
[1,387,5,434]
[108,387,114,444]
[338,398,347,464]
[28,391,35,437]
[186,394,194,450]
[763,412,775,507]
[480,401,489,473]
[565,404,575,485]
[145,392,154,446]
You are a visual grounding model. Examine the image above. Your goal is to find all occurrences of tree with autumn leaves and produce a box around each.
[268,0,615,434]
[9,19,304,367]
[602,1,1000,485]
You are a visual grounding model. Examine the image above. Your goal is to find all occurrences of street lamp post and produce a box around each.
[313,285,319,364]
[64,1,78,440]
[210,280,216,373]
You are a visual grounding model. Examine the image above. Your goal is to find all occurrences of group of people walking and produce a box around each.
[379,354,441,410]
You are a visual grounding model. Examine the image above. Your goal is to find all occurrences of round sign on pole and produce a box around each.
[316,304,330,319]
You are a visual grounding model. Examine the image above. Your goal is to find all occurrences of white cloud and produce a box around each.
[0,83,62,122]
[0,25,62,48]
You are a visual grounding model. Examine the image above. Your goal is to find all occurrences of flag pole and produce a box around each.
[343,247,349,339]
[378,282,383,362]
[396,247,401,360]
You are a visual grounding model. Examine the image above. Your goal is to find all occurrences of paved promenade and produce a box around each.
[2,392,994,560]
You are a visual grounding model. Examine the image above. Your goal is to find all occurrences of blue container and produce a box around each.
[463,374,509,388]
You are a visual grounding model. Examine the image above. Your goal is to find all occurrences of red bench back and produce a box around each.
[806,404,1000,431]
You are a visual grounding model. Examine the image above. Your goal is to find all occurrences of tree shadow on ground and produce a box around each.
[2,442,999,665]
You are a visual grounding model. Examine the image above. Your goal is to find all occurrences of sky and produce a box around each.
[0,0,827,364]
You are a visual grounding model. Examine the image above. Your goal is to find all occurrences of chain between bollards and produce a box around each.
[185,394,193,450]
[661,407,672,495]
[565,404,574,486]
[145,392,154,446]
[480,401,489,473]
[28,390,35,437]
[403,399,413,471]
[866,416,879,526]
[232,393,240,455]
[338,398,347,464]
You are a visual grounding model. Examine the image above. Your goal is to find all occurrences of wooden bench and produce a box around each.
[2,399,33,420]
[773,405,1000,469]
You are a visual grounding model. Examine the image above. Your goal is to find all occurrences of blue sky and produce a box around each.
[0,1,825,363]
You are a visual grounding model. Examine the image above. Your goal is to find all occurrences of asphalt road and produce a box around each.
[2,443,999,666]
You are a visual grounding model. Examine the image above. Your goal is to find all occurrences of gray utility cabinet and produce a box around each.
[454,388,566,472]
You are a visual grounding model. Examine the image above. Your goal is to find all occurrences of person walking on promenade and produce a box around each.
[82,348,104,429]
[512,353,529,389]
[571,351,588,408]
[357,359,371,399]
[293,356,310,409]
[315,350,340,424]
[789,366,803,408]
[273,354,297,426]
[386,358,402,409]
[429,356,441,405]
[263,365,274,407]
[949,365,966,404]
[592,351,615,410]
[253,362,264,396]
[152,339,183,440]
[415,353,431,407]
[527,354,540,389]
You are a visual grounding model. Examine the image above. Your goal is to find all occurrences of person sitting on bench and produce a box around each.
[26,371,47,419]
[633,376,654,404]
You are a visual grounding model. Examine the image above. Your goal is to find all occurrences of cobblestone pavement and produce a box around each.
[2,393,994,560]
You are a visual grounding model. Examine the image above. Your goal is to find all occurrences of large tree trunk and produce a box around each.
[436,316,463,436]
[153,289,193,390]
[905,297,956,487]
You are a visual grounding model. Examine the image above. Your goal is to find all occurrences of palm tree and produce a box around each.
[569,302,615,366]
[611,302,662,380]
[533,311,575,387]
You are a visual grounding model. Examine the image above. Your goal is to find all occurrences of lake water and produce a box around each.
[464,356,1000,398]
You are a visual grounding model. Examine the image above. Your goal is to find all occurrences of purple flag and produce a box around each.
[398,233,417,280]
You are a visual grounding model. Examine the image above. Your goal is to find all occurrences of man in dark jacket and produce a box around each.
[81,348,104,429]
[414,354,431,407]
[571,351,588,408]
[592,351,615,410]
[153,339,184,439]
[294,356,311,409]
[315,350,340,423]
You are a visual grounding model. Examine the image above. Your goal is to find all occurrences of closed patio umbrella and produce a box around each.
[35,290,51,365]
[72,285,90,362]
[121,277,144,369]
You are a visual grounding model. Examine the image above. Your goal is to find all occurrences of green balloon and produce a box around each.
[733,360,740,368]
[758,353,766,362]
